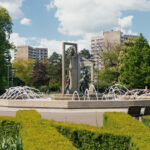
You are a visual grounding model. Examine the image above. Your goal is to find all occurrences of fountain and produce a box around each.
[0,86,43,100]
[84,89,90,100]
[72,91,80,101]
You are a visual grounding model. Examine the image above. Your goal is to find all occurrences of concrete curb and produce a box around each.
[0,99,150,109]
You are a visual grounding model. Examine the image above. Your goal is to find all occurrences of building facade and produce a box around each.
[91,30,138,64]
[15,45,48,61]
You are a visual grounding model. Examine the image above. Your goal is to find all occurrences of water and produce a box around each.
[102,84,150,101]
[72,91,80,101]
[0,86,42,100]
[89,84,99,101]
[84,89,90,100]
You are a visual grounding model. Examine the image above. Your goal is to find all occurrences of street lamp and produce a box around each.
[97,63,99,93]
[11,68,15,87]
[96,56,101,94]
[7,64,11,88]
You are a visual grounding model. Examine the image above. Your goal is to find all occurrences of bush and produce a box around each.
[55,125,130,150]
[0,118,22,149]
[16,110,77,150]
[103,112,150,150]
[48,120,131,150]
[1,110,150,149]
[142,115,150,127]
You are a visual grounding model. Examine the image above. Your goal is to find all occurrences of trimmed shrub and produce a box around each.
[55,125,130,150]
[16,110,78,150]
[103,112,150,150]
[142,115,150,127]
[1,110,150,149]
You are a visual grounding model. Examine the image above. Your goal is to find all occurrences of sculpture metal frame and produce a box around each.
[62,42,79,94]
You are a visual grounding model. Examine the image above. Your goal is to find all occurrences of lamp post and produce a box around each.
[7,64,11,88]
[11,68,15,87]
[96,56,101,94]
[97,63,99,93]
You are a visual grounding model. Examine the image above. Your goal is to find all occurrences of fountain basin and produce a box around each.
[0,99,150,109]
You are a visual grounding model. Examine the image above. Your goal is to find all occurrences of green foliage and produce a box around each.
[0,136,22,150]
[54,124,130,150]
[103,112,150,150]
[48,52,62,91]
[142,115,150,127]
[50,119,132,150]
[99,69,119,90]
[101,45,121,70]
[0,119,22,150]
[0,7,14,94]
[16,110,77,150]
[32,61,49,88]
[2,110,150,149]
[79,49,91,59]
[13,58,35,86]
[98,45,121,91]
[119,34,150,89]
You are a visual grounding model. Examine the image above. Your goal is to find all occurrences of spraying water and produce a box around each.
[72,91,80,101]
[0,86,43,100]
[84,89,90,100]
[89,84,99,100]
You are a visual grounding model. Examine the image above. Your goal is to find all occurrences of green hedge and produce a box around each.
[16,110,77,150]
[103,112,150,150]
[1,110,150,150]
[142,115,150,127]
[48,119,132,150]
[54,124,130,150]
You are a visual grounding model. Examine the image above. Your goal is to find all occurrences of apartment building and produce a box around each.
[15,45,48,61]
[91,30,138,64]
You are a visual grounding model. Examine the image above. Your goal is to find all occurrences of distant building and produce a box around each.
[15,45,48,61]
[91,30,138,64]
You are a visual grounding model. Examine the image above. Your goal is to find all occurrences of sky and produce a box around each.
[1,0,150,57]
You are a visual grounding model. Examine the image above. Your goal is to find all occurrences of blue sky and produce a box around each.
[1,0,150,56]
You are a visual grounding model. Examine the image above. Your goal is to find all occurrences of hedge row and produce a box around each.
[54,124,130,150]
[48,112,150,150]
[103,112,150,150]
[16,110,78,150]
[0,110,150,150]
[142,115,150,127]
[48,119,133,150]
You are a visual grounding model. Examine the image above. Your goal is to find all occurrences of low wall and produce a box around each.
[0,99,149,126]
[0,99,150,109]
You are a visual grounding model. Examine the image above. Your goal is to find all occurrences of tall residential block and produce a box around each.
[91,30,138,64]
[15,45,48,61]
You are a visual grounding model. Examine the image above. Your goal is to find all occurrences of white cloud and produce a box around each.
[45,1,55,11]
[20,18,31,26]
[10,33,28,46]
[0,0,23,19]
[38,38,63,55]
[45,0,150,36]
[118,16,133,28]
[10,32,91,57]
[126,29,138,35]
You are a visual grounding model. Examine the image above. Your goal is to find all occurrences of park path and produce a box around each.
[0,107,127,126]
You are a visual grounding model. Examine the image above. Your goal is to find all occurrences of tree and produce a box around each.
[119,34,150,89]
[0,7,14,94]
[79,49,91,59]
[32,61,49,88]
[48,52,62,91]
[13,58,35,86]
[99,45,121,90]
